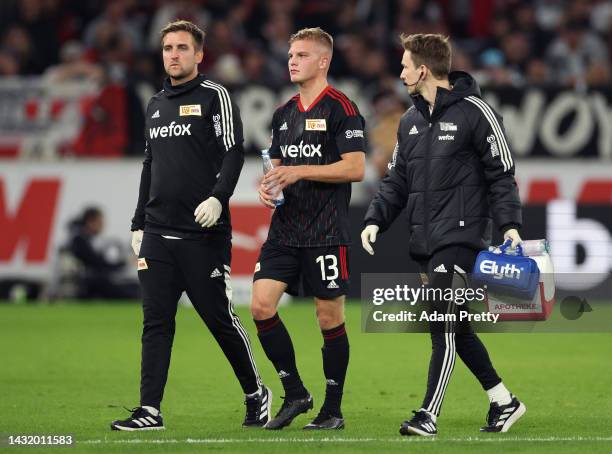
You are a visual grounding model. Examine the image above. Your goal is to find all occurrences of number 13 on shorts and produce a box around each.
[314,246,349,282]
[316,254,338,280]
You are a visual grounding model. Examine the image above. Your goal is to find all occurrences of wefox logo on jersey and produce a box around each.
[149,121,192,139]
[280,141,322,158]
[479,259,522,280]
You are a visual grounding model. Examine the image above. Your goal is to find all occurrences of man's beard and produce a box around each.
[168,66,192,80]
[407,84,421,96]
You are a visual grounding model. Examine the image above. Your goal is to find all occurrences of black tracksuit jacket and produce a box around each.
[364,71,522,259]
[131,74,244,239]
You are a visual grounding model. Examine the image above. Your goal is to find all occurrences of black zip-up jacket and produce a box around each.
[131,74,244,239]
[364,71,521,258]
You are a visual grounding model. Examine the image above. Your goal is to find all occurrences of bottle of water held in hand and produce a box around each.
[521,239,550,256]
[261,149,285,207]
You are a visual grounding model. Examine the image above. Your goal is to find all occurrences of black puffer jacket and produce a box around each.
[364,71,521,258]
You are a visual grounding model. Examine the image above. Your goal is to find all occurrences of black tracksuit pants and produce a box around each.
[137,233,261,409]
[418,245,501,417]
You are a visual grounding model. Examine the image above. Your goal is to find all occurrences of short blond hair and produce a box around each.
[400,33,451,79]
[289,27,333,52]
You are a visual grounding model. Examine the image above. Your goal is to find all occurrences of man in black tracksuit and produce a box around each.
[361,34,526,435]
[110,21,271,431]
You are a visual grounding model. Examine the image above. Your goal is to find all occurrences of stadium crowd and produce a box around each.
[1,0,610,87]
[0,0,610,159]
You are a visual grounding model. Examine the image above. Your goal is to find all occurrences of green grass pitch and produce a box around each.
[1,301,611,453]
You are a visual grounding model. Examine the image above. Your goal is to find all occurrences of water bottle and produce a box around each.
[261,149,285,207]
[489,239,550,256]
[521,239,550,256]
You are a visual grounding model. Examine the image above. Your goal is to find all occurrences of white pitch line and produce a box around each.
[79,436,612,444]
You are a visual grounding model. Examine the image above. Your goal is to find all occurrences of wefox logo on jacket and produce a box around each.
[280,141,322,158]
[149,121,192,139]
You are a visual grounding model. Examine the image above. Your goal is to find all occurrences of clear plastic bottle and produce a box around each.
[489,239,550,256]
[521,239,550,256]
[261,149,285,207]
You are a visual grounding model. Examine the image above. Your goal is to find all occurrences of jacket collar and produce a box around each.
[163,73,206,97]
[410,70,481,121]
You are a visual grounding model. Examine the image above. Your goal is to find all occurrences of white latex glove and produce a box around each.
[361,225,380,256]
[503,228,522,249]
[194,197,222,228]
[131,230,143,256]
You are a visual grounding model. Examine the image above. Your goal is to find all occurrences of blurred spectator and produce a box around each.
[65,207,139,299]
[499,31,531,86]
[239,42,286,88]
[82,0,148,88]
[203,19,245,76]
[585,60,611,86]
[213,54,244,85]
[444,0,494,38]
[476,48,513,86]
[534,0,565,31]
[478,13,512,55]
[546,18,609,88]
[360,49,391,97]
[590,0,612,34]
[86,25,134,83]
[0,50,19,76]
[393,0,443,36]
[43,41,104,84]
[1,25,40,74]
[513,2,553,58]
[450,44,474,72]
[263,12,295,75]
[294,0,338,31]
[334,0,369,32]
[264,0,300,18]
[147,0,210,51]
[68,74,129,158]
[14,0,60,70]
[224,2,254,45]
[564,0,593,25]
[336,32,369,81]
[84,0,144,54]
[526,59,551,85]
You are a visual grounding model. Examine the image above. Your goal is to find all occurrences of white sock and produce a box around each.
[419,408,437,423]
[486,382,512,405]
[245,387,262,398]
[142,405,159,417]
